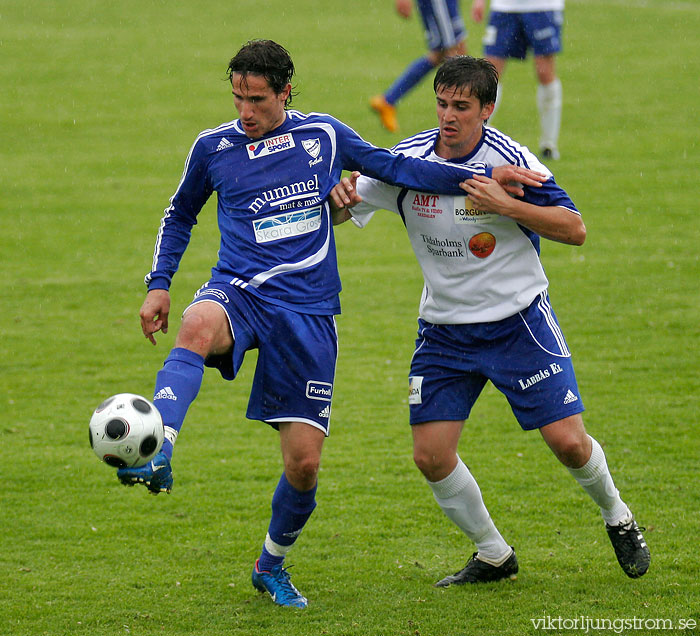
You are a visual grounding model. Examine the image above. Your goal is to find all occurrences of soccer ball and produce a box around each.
[89,393,164,468]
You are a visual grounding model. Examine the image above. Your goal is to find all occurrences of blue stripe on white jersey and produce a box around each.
[392,128,439,154]
[483,127,533,169]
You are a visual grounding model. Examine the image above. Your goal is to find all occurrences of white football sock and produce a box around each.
[537,78,562,152]
[428,457,511,564]
[567,436,631,526]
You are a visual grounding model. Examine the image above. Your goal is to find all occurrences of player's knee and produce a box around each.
[413,447,445,481]
[176,309,229,356]
[552,434,590,469]
[285,455,320,489]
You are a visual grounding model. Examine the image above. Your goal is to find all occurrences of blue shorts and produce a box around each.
[186,281,338,435]
[416,0,466,51]
[408,292,584,430]
[483,11,563,59]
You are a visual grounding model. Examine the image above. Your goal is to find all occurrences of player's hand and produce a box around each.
[460,174,514,215]
[490,165,547,197]
[330,171,363,225]
[139,289,170,346]
[396,0,413,18]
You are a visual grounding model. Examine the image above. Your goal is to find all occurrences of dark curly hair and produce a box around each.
[434,56,498,107]
[227,39,296,107]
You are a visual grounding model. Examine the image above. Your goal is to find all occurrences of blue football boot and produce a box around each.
[251,559,308,608]
[117,451,173,494]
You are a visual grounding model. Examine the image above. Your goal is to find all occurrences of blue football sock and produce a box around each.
[385,56,435,105]
[152,347,205,459]
[257,473,317,572]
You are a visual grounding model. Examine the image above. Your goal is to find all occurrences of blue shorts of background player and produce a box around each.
[416,0,466,51]
[188,281,337,435]
[408,292,584,429]
[483,11,563,59]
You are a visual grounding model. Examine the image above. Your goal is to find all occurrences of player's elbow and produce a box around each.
[571,219,586,246]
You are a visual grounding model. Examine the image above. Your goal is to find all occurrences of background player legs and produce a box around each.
[534,54,561,159]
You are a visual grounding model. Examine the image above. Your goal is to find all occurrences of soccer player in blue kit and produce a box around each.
[331,56,650,586]
[116,40,544,608]
[370,0,468,133]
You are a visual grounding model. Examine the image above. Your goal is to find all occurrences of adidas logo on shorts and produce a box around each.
[563,389,578,405]
[318,405,330,418]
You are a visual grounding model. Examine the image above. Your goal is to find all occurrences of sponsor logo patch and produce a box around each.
[408,376,423,405]
[454,199,497,224]
[246,133,295,159]
[253,207,323,243]
[468,232,496,258]
[307,380,333,402]
[411,193,444,219]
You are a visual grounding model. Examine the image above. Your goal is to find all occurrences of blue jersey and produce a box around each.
[146,110,490,314]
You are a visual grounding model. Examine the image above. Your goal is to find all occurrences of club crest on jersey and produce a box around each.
[246,133,295,159]
[302,138,323,167]
[306,380,333,402]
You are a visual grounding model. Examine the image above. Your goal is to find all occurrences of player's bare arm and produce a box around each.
[461,174,586,246]
[140,289,171,345]
[329,171,363,225]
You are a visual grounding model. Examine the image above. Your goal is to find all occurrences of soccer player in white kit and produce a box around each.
[471,0,565,159]
[331,56,650,585]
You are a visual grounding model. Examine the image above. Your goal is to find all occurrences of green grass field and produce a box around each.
[2,0,699,634]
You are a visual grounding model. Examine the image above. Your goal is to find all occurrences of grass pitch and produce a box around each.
[1,1,699,634]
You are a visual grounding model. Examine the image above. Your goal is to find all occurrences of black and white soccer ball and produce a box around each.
[89,393,164,468]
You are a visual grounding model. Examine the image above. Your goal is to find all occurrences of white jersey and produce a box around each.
[349,126,579,324]
[489,0,564,11]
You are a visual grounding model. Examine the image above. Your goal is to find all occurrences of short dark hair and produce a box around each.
[227,39,296,107]
[433,56,498,107]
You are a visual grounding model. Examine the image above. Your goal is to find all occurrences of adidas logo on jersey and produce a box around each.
[318,405,331,418]
[154,387,177,401]
[216,137,233,152]
[563,390,579,404]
